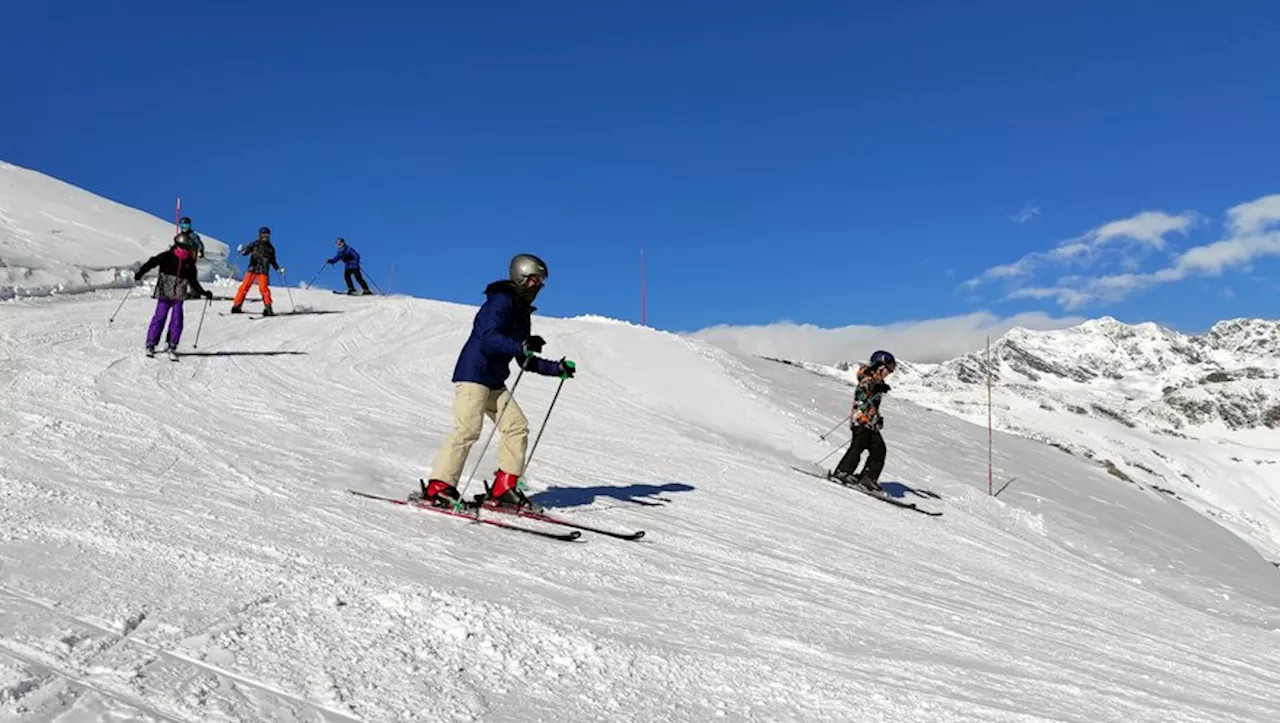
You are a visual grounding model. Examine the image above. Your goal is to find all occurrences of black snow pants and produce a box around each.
[834,426,886,483]
[344,267,371,292]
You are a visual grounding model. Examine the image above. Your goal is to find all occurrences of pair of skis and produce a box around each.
[789,466,943,517]
[217,312,278,320]
[347,487,646,543]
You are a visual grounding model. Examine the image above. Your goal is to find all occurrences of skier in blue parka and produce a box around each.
[415,253,576,511]
[326,237,372,295]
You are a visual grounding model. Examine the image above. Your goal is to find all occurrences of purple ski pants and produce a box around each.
[145,299,184,348]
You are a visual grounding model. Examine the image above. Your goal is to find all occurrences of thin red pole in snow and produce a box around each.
[987,334,993,496]
[640,247,646,326]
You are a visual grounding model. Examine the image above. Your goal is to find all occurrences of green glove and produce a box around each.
[559,358,576,379]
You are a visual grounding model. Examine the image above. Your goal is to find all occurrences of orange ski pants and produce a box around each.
[233,272,273,306]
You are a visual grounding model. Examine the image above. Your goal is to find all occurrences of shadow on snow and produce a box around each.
[878,481,943,500]
[531,482,696,510]
[178,351,308,357]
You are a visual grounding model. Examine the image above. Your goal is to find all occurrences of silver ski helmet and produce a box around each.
[509,253,548,299]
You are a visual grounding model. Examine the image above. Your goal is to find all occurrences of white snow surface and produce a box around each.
[3,288,1280,722]
[0,161,233,299]
[2,167,1280,722]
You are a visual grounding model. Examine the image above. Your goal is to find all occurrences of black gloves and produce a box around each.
[203,290,214,300]
[134,270,144,281]
[872,381,891,395]
[523,335,546,355]
[876,416,885,430]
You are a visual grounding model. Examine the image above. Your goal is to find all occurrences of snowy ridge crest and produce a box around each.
[0,161,233,300]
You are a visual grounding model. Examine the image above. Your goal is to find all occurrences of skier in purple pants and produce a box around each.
[134,233,213,357]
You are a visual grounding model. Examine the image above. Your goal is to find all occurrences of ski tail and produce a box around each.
[473,499,646,540]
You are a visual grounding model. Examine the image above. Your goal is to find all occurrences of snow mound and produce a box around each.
[0,161,233,300]
[566,313,642,327]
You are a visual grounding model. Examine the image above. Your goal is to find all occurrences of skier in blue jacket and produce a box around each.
[326,237,372,295]
[416,253,576,511]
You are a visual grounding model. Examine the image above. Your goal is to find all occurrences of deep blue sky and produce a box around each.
[4,1,1278,333]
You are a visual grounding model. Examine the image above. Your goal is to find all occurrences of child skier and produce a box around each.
[414,253,576,511]
[133,233,213,358]
[831,350,896,492]
[326,237,372,295]
[230,226,285,316]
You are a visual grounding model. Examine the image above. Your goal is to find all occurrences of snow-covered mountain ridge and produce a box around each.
[0,161,234,299]
[799,315,1280,562]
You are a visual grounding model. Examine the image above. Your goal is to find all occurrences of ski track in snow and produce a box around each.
[2,286,1280,722]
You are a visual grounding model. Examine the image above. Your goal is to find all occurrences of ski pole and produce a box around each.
[108,284,136,323]
[279,270,296,313]
[364,273,385,296]
[193,297,210,348]
[522,363,573,478]
[820,413,852,442]
[306,262,327,289]
[460,363,528,498]
[816,436,852,466]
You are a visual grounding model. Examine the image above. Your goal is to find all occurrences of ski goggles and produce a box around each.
[179,221,191,230]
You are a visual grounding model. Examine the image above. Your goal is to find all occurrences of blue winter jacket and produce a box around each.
[327,245,361,269]
[453,280,562,389]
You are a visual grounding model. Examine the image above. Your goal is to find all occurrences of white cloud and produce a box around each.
[998,232,1280,311]
[960,194,1280,310]
[1010,201,1041,225]
[1174,231,1280,275]
[964,209,1195,289]
[688,311,1086,365]
[1090,210,1194,249]
[1226,194,1280,235]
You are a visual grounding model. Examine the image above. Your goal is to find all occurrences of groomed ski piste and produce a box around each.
[3,166,1280,722]
[5,287,1280,723]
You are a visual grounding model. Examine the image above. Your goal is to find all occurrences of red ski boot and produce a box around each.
[487,470,543,513]
[411,479,461,508]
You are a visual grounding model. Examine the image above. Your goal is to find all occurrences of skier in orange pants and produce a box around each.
[230,226,285,316]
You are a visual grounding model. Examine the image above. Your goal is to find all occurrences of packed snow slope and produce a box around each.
[3,285,1280,723]
[0,161,233,299]
[798,316,1280,563]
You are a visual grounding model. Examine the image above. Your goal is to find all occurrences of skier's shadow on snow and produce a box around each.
[280,310,344,316]
[178,351,308,357]
[878,481,942,500]
[530,483,695,510]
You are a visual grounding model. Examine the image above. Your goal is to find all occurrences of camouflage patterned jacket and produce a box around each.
[851,363,892,428]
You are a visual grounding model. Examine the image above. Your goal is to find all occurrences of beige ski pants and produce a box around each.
[430,382,529,485]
